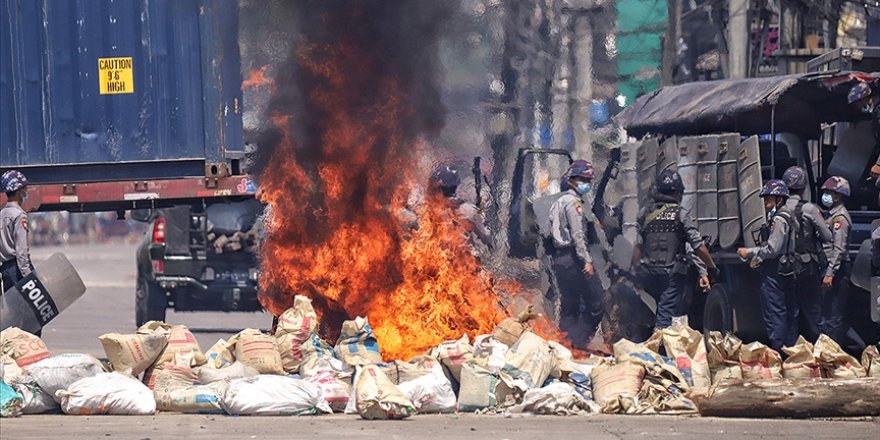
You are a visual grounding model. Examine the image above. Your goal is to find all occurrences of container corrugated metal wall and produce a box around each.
[0,0,243,183]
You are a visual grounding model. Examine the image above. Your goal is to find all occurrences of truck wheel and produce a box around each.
[136,277,166,326]
[703,284,733,335]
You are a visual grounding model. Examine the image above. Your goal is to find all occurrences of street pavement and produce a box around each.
[6,241,878,439]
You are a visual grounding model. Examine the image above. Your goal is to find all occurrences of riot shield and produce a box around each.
[0,253,86,334]
[657,136,678,175]
[677,136,699,215]
[717,134,742,249]
[737,135,764,248]
[694,136,720,242]
[611,143,640,272]
[637,138,659,208]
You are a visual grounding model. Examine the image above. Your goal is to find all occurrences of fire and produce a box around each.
[256,38,512,361]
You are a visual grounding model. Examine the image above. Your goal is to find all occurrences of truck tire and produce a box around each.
[703,283,733,335]
[136,276,166,326]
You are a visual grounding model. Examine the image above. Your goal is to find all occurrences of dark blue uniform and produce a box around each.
[744,207,799,351]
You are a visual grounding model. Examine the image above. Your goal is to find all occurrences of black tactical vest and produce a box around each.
[641,203,684,268]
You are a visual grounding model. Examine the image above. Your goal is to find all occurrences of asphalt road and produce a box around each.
[31,241,270,355]
[7,241,878,439]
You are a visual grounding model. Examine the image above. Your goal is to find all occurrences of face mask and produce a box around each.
[767,206,776,221]
[862,103,875,114]
[576,182,592,194]
[821,193,834,208]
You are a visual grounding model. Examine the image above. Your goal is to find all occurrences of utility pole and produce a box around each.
[728,0,750,79]
[570,11,593,161]
[662,0,682,85]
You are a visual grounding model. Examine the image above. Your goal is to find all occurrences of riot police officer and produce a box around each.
[429,163,491,254]
[548,160,602,344]
[819,176,857,346]
[737,180,799,351]
[1,170,33,292]
[782,166,832,341]
[635,170,717,330]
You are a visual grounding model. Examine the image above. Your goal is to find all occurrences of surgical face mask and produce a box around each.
[767,206,777,221]
[576,182,592,195]
[862,102,876,114]
[821,193,834,208]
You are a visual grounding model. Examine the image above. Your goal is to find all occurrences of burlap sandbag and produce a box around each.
[706,331,742,384]
[355,365,415,420]
[274,296,319,373]
[781,336,820,379]
[457,361,513,412]
[738,341,782,380]
[861,345,880,378]
[612,338,688,390]
[298,334,337,376]
[203,338,235,369]
[165,381,228,414]
[646,324,711,390]
[499,331,557,392]
[233,329,284,375]
[334,317,383,367]
[99,332,168,376]
[591,361,645,407]
[0,327,50,368]
[429,335,473,384]
[813,334,866,378]
[491,306,539,348]
[137,321,206,368]
[0,354,24,383]
[151,365,198,411]
[274,295,318,337]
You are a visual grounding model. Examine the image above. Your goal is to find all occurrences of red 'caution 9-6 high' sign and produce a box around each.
[98,57,134,94]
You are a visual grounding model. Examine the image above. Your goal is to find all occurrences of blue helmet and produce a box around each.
[848,82,872,104]
[1,170,28,193]
[781,166,806,190]
[565,160,594,181]
[656,170,684,193]
[430,164,460,188]
[759,179,789,198]
[821,176,851,197]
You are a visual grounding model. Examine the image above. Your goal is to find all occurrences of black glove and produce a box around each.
[707,266,721,284]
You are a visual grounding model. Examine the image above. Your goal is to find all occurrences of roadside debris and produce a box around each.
[1,305,878,419]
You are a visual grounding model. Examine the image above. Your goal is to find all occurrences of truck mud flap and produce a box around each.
[677,136,699,215]
[0,253,86,334]
[657,136,678,175]
[694,135,720,243]
[737,135,764,248]
[611,143,640,271]
[717,134,742,249]
[636,138,659,208]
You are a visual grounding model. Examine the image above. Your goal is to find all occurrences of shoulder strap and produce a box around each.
[644,203,674,226]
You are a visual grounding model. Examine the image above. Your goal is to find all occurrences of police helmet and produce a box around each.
[565,160,594,181]
[1,170,28,193]
[820,176,851,197]
[848,82,872,104]
[781,166,807,190]
[655,170,684,193]
[430,164,460,188]
[759,179,789,198]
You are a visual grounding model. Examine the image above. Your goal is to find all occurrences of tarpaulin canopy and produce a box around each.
[615,71,880,138]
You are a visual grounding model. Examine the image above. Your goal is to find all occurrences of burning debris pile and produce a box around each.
[245,0,525,360]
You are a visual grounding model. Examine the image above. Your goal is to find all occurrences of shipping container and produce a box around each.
[0,0,252,212]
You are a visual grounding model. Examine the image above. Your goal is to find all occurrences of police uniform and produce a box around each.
[636,194,705,329]
[743,206,799,351]
[1,201,32,291]
[548,188,602,340]
[822,203,852,342]
[785,194,832,341]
